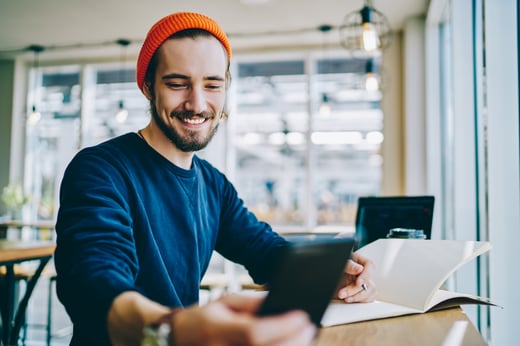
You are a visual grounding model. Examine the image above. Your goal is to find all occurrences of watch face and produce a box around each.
[141,323,171,346]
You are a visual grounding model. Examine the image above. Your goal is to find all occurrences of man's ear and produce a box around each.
[142,81,153,100]
[219,112,227,123]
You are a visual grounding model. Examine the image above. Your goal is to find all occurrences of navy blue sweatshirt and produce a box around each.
[54,133,287,345]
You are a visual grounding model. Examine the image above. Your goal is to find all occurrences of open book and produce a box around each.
[321,239,496,327]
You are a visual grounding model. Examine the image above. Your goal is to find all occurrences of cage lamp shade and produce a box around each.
[339,1,392,52]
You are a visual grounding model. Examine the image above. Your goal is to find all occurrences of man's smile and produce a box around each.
[180,116,207,125]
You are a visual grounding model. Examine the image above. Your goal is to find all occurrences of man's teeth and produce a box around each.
[182,117,205,124]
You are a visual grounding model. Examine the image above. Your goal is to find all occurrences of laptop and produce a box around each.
[355,196,435,249]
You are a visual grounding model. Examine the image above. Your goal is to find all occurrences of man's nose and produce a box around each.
[184,88,207,114]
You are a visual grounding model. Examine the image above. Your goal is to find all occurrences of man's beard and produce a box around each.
[151,103,220,152]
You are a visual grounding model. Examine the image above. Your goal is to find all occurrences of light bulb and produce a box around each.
[319,94,331,116]
[27,105,41,125]
[115,100,128,123]
[359,6,380,52]
[361,22,380,51]
[365,73,380,91]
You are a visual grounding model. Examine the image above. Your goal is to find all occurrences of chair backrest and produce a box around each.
[355,196,435,248]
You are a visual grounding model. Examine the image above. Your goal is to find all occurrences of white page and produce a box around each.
[321,289,496,327]
[321,300,421,327]
[355,239,491,310]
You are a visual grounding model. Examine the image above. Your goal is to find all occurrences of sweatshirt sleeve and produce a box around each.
[214,172,288,284]
[54,147,140,345]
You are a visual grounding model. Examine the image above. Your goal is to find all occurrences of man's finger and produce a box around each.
[219,293,265,313]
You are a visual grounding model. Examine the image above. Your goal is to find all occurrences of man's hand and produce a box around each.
[173,294,317,346]
[335,252,377,303]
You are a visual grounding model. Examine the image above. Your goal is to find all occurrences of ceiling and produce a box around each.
[0,0,429,61]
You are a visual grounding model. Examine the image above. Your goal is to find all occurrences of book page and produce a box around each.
[425,289,497,311]
[321,300,421,327]
[355,239,491,310]
[320,289,497,327]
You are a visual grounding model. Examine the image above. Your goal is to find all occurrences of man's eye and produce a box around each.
[206,84,223,90]
[167,82,186,88]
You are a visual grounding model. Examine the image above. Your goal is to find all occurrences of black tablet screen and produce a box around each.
[257,237,355,326]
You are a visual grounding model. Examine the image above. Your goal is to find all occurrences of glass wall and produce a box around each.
[232,54,383,231]
[425,0,519,343]
[312,58,383,228]
[85,64,149,147]
[24,63,150,222]
[231,59,309,228]
[24,53,384,234]
[25,66,81,221]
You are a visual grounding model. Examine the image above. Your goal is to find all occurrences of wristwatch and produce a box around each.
[141,322,171,346]
[141,308,180,346]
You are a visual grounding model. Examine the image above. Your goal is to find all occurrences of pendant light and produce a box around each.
[115,39,130,123]
[27,44,44,125]
[319,93,332,117]
[339,0,392,52]
[318,24,333,117]
[364,59,380,91]
[359,6,379,51]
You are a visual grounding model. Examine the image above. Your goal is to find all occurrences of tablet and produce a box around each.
[257,237,356,326]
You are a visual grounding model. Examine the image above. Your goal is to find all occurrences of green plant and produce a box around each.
[1,182,30,210]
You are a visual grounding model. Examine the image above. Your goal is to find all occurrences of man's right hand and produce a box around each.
[173,294,317,346]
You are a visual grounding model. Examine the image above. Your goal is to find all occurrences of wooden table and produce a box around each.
[0,240,55,346]
[316,307,487,345]
[0,220,55,240]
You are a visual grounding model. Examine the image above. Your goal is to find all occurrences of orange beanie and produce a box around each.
[136,12,232,92]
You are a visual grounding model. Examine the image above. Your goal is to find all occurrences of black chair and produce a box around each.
[20,266,72,346]
[0,264,39,346]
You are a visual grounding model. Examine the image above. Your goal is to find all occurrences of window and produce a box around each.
[85,64,148,147]
[231,54,383,231]
[24,53,385,234]
[25,66,81,221]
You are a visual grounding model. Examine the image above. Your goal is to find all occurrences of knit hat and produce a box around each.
[136,12,232,92]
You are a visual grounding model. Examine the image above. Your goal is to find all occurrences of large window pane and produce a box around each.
[25,66,81,221]
[312,58,383,228]
[85,64,149,146]
[233,60,308,228]
[24,54,384,233]
[232,55,383,231]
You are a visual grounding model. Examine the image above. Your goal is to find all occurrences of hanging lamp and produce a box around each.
[364,59,380,91]
[319,93,332,116]
[317,24,333,117]
[339,0,392,52]
[115,39,130,123]
[27,44,44,125]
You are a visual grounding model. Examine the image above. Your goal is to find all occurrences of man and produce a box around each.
[55,12,376,346]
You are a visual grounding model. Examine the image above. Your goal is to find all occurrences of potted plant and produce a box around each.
[1,182,30,220]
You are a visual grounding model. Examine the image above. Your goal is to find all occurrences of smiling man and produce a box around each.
[140,27,228,163]
[54,12,376,346]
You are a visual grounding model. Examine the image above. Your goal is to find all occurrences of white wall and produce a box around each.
[381,31,404,196]
[403,17,427,195]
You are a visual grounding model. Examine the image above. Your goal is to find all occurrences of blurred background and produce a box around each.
[0,0,518,345]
